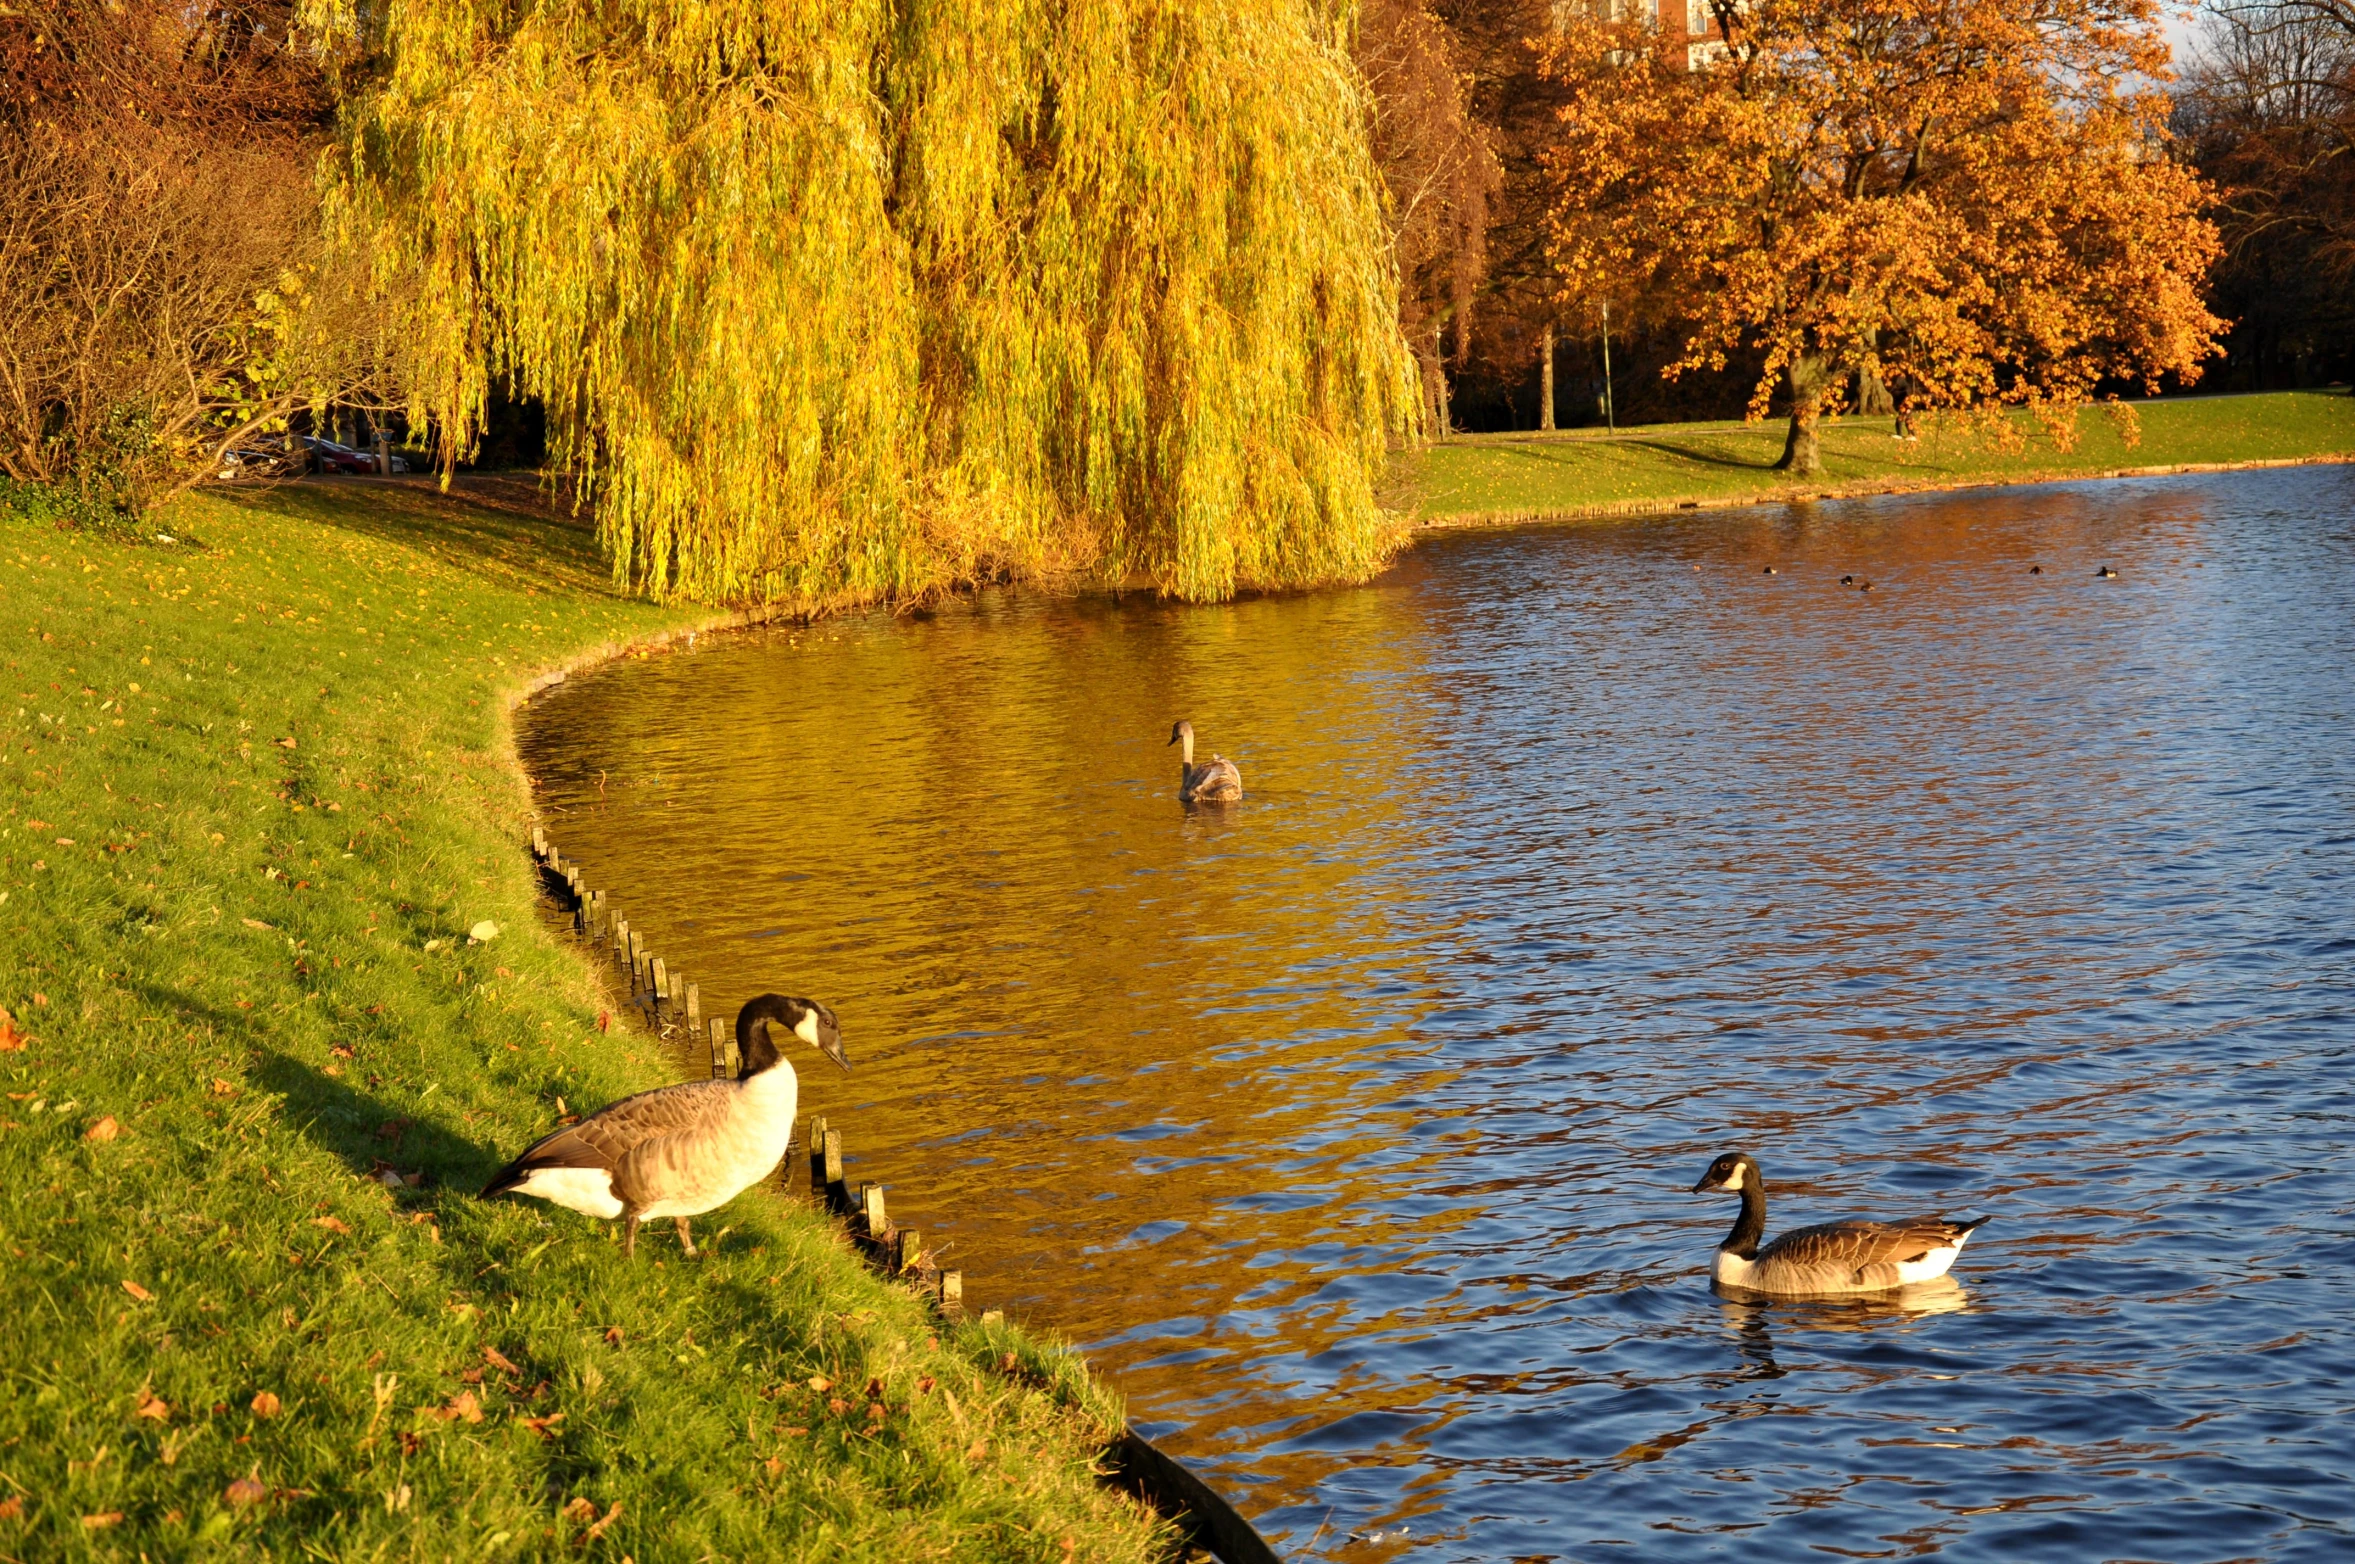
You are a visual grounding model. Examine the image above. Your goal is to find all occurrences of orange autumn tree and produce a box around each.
[1540,0,2226,474]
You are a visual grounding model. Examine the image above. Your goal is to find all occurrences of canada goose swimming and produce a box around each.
[2029,565,2043,575]
[2096,566,2118,579]
[1169,720,1243,803]
[1858,580,1873,592]
[1763,565,1778,575]
[482,994,849,1256]
[1691,1152,1989,1295]
[1840,574,1854,585]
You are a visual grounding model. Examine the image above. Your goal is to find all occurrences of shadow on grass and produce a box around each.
[253,1049,505,1192]
[224,476,619,597]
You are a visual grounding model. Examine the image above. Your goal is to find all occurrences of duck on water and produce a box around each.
[1691,1152,1989,1295]
[482,993,849,1256]
[1169,719,1243,803]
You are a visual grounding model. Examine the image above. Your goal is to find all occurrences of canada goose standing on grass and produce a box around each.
[1691,1152,1989,1295]
[1169,720,1243,803]
[482,994,849,1256]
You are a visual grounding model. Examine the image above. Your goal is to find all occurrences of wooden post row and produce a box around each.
[531,835,991,1326]
[823,1128,846,1214]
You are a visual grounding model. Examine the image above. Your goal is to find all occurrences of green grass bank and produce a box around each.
[0,482,1173,1562]
[1410,389,2355,523]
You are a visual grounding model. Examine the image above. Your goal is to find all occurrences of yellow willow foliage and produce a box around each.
[309,0,1420,604]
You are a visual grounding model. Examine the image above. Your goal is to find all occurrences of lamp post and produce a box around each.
[1600,301,1616,433]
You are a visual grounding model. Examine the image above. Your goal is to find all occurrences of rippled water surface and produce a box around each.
[519,470,2355,1561]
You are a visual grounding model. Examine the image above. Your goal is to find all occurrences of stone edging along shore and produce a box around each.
[1410,450,2355,532]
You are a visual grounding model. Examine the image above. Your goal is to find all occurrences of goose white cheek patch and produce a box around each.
[794,1010,821,1046]
[1723,1165,1746,1190]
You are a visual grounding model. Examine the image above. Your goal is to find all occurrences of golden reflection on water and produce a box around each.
[520,470,2355,1560]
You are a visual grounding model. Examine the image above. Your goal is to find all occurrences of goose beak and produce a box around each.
[1691,1174,1716,1193]
[819,1018,851,1075]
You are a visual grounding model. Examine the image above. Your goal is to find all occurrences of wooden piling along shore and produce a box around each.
[526,826,1281,1564]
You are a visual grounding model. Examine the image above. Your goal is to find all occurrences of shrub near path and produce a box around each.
[0,480,1171,1562]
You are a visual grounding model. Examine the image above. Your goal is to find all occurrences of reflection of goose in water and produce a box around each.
[1168,720,1243,803]
[1719,1273,1970,1324]
[1692,1152,1989,1295]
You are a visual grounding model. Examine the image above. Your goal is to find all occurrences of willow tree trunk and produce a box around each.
[1775,354,1832,476]
[1539,323,1556,431]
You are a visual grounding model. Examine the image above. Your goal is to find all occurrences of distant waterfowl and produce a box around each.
[1763,565,1778,576]
[2029,565,2043,576]
[482,994,849,1256]
[1691,1152,1989,1295]
[1840,574,1854,585]
[1858,580,1874,592]
[1169,720,1243,803]
[2096,566,2118,579]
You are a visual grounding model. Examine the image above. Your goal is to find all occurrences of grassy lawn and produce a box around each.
[0,481,1171,1562]
[1409,389,2355,521]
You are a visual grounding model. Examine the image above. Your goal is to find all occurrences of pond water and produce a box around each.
[517,468,2355,1562]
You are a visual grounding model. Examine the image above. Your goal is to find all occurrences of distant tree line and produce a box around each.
[2178,0,2355,388]
[0,2,390,519]
[5,2,2347,571]
[1362,0,2351,438]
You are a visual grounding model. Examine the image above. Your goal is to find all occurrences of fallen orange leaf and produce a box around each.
[224,1476,267,1507]
[311,1216,350,1235]
[83,1116,120,1143]
[250,1391,281,1418]
[121,1280,153,1303]
[483,1345,520,1376]
[135,1392,170,1421]
[519,1412,565,1439]
[81,1512,124,1529]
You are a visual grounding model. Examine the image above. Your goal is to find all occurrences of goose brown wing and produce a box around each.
[1757,1217,1970,1270]
[483,1080,734,1192]
[1193,756,1243,798]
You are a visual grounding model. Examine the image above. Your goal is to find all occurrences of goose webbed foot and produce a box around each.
[674,1217,698,1258]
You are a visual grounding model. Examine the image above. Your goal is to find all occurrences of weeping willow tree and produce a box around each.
[309,0,1419,604]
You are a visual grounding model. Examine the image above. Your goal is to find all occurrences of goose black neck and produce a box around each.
[735,993,800,1076]
[1723,1178,1767,1258]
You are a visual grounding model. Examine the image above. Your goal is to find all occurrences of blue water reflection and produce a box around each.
[520,467,2355,1560]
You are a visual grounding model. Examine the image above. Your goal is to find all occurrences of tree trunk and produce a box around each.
[1422,322,1441,435]
[1539,323,1556,431]
[1774,354,1830,477]
[1854,363,1893,416]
